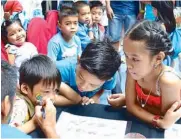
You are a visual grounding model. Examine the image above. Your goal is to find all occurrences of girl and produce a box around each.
[1,19,38,69]
[151,1,181,71]
[124,20,181,129]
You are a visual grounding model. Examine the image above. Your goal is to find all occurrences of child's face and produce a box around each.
[78,6,91,24]
[76,65,105,92]
[123,37,157,80]
[91,7,103,24]
[59,16,78,39]
[7,22,26,46]
[24,81,59,105]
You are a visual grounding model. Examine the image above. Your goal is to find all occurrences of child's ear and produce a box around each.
[57,21,62,29]
[20,83,29,95]
[155,51,165,65]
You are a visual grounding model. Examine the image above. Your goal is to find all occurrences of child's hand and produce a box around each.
[159,101,181,129]
[81,96,95,105]
[107,93,125,107]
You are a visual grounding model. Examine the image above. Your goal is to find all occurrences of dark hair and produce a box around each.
[19,55,61,91]
[151,1,176,34]
[1,60,17,107]
[1,19,24,44]
[89,1,104,11]
[125,20,173,57]
[80,40,121,80]
[73,1,89,13]
[58,3,78,23]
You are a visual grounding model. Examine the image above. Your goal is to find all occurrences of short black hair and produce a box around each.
[125,20,173,57]
[80,40,121,80]
[1,19,24,44]
[89,1,104,11]
[73,1,89,13]
[19,55,61,91]
[58,3,78,23]
[1,60,17,106]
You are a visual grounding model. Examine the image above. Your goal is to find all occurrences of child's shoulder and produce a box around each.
[49,32,63,43]
[159,67,181,87]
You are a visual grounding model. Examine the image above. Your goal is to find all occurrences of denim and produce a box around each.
[107,14,136,42]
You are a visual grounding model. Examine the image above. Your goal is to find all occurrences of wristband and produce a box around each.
[152,115,161,128]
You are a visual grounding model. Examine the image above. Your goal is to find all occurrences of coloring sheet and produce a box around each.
[165,124,181,139]
[56,112,127,139]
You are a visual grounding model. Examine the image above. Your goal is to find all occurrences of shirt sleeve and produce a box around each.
[102,73,117,90]
[75,36,82,57]
[76,26,91,50]
[9,96,29,127]
[47,39,60,61]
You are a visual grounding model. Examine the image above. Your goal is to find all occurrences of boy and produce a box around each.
[90,1,105,41]
[47,4,82,61]
[9,55,74,133]
[56,40,121,105]
[74,1,94,50]
[1,60,59,138]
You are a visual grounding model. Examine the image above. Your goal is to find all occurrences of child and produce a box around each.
[1,19,38,69]
[9,55,74,133]
[151,1,181,70]
[123,20,180,129]
[47,4,82,61]
[90,1,105,41]
[56,40,121,105]
[74,1,93,50]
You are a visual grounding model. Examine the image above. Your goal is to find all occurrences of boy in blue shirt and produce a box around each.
[74,1,94,50]
[90,1,105,41]
[47,4,82,61]
[56,40,121,105]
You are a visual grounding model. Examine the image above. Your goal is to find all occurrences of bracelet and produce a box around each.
[152,115,161,128]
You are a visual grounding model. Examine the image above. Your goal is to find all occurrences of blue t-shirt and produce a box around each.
[144,4,156,21]
[47,32,82,61]
[1,124,31,138]
[111,1,139,15]
[56,58,117,98]
[76,22,91,51]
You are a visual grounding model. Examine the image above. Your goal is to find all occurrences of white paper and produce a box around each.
[165,124,181,139]
[56,112,127,139]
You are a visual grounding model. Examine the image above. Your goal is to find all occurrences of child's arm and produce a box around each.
[17,116,37,134]
[55,82,82,106]
[126,72,181,129]
[5,46,15,65]
[160,72,181,114]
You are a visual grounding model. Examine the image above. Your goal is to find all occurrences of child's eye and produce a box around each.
[132,58,139,62]
[43,91,50,94]
[10,33,14,36]
[18,29,22,32]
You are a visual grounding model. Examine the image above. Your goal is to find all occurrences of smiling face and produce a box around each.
[76,65,105,92]
[7,22,26,46]
[91,7,103,24]
[59,16,78,40]
[123,37,156,80]
[78,6,91,24]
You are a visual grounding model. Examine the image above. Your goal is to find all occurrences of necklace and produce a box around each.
[140,87,152,108]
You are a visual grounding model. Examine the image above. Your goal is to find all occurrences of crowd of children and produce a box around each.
[1,0,181,138]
